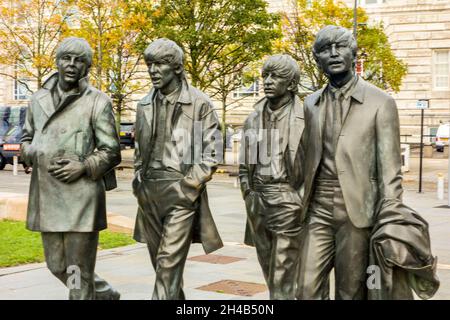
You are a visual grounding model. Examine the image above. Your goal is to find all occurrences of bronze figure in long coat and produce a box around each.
[21,37,121,300]
[132,38,223,300]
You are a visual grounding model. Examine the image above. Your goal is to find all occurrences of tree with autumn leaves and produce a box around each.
[0,0,408,137]
[63,0,156,129]
[0,0,74,90]
[279,0,407,94]
[145,0,280,156]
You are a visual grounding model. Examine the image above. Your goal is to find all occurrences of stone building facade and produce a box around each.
[1,0,450,140]
[341,0,450,141]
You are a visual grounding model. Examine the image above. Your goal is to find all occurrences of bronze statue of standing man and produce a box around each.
[21,37,122,300]
[239,54,304,299]
[297,25,410,299]
[132,38,223,300]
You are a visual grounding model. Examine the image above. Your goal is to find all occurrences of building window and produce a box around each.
[14,79,30,100]
[433,50,449,90]
[233,80,260,98]
[359,0,385,5]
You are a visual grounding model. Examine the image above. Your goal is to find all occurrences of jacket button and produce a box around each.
[61,129,66,134]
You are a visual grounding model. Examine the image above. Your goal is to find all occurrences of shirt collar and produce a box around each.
[43,72,89,95]
[156,85,182,105]
[329,75,358,100]
[265,98,292,121]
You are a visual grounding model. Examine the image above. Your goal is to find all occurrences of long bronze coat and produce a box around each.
[132,80,223,254]
[301,77,403,228]
[21,73,121,232]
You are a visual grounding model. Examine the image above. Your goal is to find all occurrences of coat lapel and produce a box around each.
[40,74,91,130]
[36,73,58,119]
[178,79,194,120]
[140,89,155,130]
[288,95,305,166]
[37,91,55,119]
[340,77,365,133]
[315,87,327,145]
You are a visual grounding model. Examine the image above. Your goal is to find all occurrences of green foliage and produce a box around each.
[0,0,75,89]
[0,220,44,267]
[64,0,157,129]
[138,0,280,156]
[150,0,280,95]
[0,220,135,268]
[278,0,407,93]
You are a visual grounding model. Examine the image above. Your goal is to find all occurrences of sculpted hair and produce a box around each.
[144,38,185,75]
[262,54,301,93]
[56,37,93,68]
[312,25,357,62]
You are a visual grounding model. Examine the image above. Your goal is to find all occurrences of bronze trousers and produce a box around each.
[133,175,196,300]
[296,179,371,300]
[246,183,302,300]
[41,232,117,300]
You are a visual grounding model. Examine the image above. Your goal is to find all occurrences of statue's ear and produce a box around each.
[287,79,297,92]
[174,64,183,75]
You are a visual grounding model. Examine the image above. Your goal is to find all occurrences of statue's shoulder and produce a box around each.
[188,85,213,106]
[360,78,393,103]
[243,97,265,128]
[304,87,325,108]
[88,87,112,106]
[137,90,154,108]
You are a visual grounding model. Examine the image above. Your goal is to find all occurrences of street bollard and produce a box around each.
[13,156,18,176]
[437,173,444,200]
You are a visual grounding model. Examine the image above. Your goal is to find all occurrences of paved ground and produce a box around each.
[0,150,449,299]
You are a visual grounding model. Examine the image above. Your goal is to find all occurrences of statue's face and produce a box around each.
[262,69,291,100]
[145,58,178,90]
[57,53,89,86]
[315,35,354,77]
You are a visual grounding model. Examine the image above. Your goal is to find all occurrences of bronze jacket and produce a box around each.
[239,95,305,246]
[239,95,305,196]
[132,79,223,254]
[302,77,403,228]
[368,201,439,300]
[21,73,121,232]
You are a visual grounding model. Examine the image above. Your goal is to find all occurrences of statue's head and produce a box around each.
[56,37,93,87]
[312,25,357,78]
[261,54,300,100]
[143,38,185,91]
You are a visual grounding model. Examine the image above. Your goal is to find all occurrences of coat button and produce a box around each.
[61,129,66,134]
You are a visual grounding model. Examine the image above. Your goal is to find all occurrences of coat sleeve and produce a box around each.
[375,96,404,210]
[133,103,143,174]
[20,102,35,167]
[84,98,122,180]
[180,101,222,202]
[238,119,255,199]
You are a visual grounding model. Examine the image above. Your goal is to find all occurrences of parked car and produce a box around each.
[119,122,135,148]
[0,106,26,170]
[435,123,450,152]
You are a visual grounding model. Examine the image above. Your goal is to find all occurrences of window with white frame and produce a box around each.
[233,80,260,98]
[13,79,30,100]
[433,50,450,90]
[359,0,385,5]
